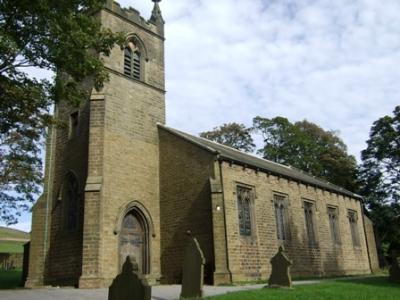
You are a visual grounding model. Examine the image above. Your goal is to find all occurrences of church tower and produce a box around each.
[26,0,165,288]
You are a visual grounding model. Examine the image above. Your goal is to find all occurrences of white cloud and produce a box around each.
[116,0,400,160]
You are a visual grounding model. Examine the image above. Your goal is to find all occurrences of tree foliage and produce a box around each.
[253,116,358,191]
[359,106,400,253]
[0,0,124,224]
[200,123,255,153]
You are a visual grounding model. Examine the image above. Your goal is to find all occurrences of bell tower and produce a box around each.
[79,0,166,288]
[26,0,165,289]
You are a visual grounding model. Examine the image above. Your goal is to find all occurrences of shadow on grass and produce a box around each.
[0,269,23,289]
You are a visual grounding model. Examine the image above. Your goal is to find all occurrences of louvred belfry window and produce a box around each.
[124,42,141,80]
[237,186,253,236]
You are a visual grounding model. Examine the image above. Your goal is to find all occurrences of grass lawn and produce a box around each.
[206,277,400,300]
[0,269,22,289]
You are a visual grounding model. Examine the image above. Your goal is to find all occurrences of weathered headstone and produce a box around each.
[389,256,400,283]
[108,256,151,300]
[268,246,292,288]
[180,233,206,299]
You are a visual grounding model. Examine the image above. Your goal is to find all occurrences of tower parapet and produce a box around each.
[104,0,164,37]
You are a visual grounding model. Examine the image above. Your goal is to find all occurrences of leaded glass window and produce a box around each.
[124,42,141,80]
[348,210,360,247]
[274,194,288,241]
[304,201,317,245]
[328,206,341,245]
[237,186,253,236]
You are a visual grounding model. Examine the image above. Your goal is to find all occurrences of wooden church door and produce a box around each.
[119,212,146,273]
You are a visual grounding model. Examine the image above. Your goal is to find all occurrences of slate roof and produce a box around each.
[159,124,363,200]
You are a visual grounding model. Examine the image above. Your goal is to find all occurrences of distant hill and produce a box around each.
[0,227,30,241]
[0,227,30,254]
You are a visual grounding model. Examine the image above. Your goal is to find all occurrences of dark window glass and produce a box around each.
[64,173,79,231]
[274,194,288,241]
[328,207,341,245]
[348,211,360,247]
[69,111,79,139]
[304,201,317,245]
[237,186,252,236]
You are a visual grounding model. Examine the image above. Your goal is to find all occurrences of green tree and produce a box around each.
[253,116,358,191]
[359,106,400,253]
[200,123,255,153]
[0,0,123,224]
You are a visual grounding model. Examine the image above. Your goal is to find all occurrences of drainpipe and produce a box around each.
[43,106,57,271]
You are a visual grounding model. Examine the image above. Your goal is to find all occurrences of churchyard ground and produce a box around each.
[206,276,400,300]
[0,269,22,289]
[0,275,399,300]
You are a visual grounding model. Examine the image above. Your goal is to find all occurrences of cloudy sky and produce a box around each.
[5,0,400,232]
[128,0,399,158]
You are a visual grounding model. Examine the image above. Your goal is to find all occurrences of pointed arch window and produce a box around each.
[274,194,289,242]
[348,210,360,247]
[62,172,79,231]
[237,186,254,236]
[304,201,317,246]
[124,41,141,80]
[328,206,341,245]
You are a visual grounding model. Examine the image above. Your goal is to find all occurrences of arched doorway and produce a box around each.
[119,210,149,274]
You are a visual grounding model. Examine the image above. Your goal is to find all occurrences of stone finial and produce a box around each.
[150,0,164,25]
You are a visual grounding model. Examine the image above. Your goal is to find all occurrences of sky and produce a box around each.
[4,0,400,232]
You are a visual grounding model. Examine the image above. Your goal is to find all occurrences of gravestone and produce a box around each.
[180,233,206,299]
[389,255,400,283]
[268,246,292,288]
[108,256,151,300]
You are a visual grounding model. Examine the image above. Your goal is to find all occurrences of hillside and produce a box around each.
[0,227,30,254]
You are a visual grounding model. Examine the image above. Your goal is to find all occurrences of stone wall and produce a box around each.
[45,98,90,286]
[26,86,91,287]
[220,162,372,282]
[159,128,215,284]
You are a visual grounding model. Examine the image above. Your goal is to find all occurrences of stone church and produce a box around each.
[26,0,379,289]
